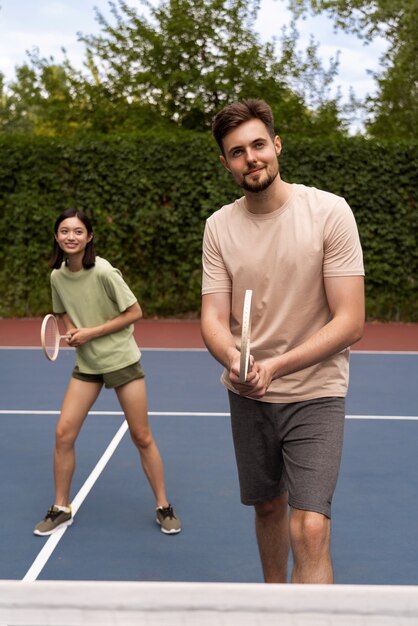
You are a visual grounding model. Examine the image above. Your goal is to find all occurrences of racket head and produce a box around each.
[239,289,253,382]
[41,314,60,361]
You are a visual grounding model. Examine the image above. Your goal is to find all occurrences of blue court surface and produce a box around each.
[0,347,417,585]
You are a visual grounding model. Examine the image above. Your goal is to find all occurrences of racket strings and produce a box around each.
[43,318,59,359]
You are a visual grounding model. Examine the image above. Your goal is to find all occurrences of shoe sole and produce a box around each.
[156,518,181,534]
[160,526,182,534]
[33,518,73,536]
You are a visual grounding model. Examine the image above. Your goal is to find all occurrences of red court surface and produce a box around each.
[0,317,417,350]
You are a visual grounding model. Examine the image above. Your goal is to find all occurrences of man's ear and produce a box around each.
[275,135,282,156]
[220,154,230,172]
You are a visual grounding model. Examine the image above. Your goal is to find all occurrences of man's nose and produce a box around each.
[245,149,257,163]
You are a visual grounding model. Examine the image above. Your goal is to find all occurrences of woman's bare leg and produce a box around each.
[116,378,168,507]
[54,378,102,505]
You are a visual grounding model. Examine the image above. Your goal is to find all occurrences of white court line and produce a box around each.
[1,346,418,355]
[346,415,418,421]
[0,346,69,351]
[1,410,417,420]
[22,419,128,583]
[0,410,231,417]
[352,350,418,355]
[0,346,206,352]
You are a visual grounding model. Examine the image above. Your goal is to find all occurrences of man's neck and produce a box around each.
[244,177,293,215]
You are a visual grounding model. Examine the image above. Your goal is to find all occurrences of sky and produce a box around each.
[0,0,388,127]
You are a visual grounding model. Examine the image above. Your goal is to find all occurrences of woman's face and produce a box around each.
[55,216,93,257]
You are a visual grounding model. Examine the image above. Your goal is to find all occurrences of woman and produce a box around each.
[34,208,181,536]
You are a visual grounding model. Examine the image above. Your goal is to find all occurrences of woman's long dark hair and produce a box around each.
[49,208,96,269]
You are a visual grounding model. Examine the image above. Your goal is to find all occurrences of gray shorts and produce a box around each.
[228,392,345,518]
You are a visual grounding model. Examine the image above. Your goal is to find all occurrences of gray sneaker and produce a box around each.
[156,504,181,534]
[33,506,73,536]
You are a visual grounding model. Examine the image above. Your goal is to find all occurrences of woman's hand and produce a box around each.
[66,328,92,347]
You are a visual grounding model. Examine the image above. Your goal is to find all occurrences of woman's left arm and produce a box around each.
[67,302,142,347]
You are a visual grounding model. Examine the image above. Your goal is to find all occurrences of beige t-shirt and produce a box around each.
[202,183,365,402]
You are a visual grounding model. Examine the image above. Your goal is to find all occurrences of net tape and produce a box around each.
[1,581,418,625]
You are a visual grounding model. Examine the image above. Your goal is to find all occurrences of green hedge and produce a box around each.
[0,133,416,320]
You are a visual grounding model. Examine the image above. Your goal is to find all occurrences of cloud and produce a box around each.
[38,2,75,19]
[0,0,99,79]
[0,29,79,78]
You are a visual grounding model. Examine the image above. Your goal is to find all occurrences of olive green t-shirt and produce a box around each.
[51,256,140,374]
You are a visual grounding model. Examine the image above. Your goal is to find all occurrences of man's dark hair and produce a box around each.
[212,99,276,153]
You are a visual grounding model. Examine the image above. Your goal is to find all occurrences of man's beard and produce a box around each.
[240,164,279,193]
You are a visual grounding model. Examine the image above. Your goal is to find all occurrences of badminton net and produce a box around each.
[1,580,418,625]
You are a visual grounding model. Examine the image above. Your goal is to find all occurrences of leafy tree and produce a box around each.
[288,0,418,139]
[0,0,348,136]
[0,73,13,132]
[76,0,345,135]
[275,16,346,133]
[79,0,290,129]
[0,56,78,135]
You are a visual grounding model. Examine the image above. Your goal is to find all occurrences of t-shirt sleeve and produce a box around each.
[201,219,232,294]
[101,267,138,312]
[51,273,66,314]
[323,199,365,277]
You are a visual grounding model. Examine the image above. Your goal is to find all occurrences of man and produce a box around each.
[201,99,364,584]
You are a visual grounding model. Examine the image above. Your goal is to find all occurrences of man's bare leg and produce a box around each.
[255,492,289,583]
[290,508,333,583]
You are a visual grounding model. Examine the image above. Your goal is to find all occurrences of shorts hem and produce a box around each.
[289,499,331,519]
[74,358,140,376]
[241,488,288,506]
[104,371,144,389]
[72,361,145,389]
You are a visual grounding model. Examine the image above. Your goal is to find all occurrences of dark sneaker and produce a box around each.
[33,506,73,536]
[156,504,181,534]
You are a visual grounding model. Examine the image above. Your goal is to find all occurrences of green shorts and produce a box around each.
[72,361,145,389]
